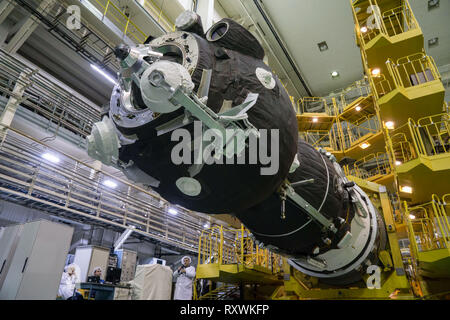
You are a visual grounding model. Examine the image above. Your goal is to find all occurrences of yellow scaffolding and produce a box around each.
[404,195,450,279]
[343,152,393,182]
[91,0,176,44]
[197,225,283,273]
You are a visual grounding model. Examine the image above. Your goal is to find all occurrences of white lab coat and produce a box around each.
[58,272,78,299]
[173,258,196,300]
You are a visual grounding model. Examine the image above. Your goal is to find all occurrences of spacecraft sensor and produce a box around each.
[87,11,386,285]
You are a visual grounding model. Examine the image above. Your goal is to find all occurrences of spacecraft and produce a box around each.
[87,11,386,285]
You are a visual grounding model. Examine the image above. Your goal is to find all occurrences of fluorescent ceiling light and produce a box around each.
[203,223,210,228]
[91,64,117,84]
[42,153,60,163]
[400,186,413,194]
[385,121,395,129]
[103,179,118,188]
[355,106,361,111]
[395,161,402,166]
[359,142,371,149]
[409,214,416,220]
[312,117,318,123]
[360,26,368,33]
[168,208,178,215]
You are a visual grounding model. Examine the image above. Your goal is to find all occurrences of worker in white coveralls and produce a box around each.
[173,256,196,300]
[58,264,82,300]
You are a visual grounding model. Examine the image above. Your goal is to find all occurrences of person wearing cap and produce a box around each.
[173,256,196,300]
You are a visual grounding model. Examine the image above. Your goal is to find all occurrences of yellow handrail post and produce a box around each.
[103,0,110,20]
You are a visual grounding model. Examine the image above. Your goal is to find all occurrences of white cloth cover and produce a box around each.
[129,264,173,300]
[173,256,196,300]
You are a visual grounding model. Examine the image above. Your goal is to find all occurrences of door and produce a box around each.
[0,222,40,299]
[16,220,73,299]
[0,225,24,291]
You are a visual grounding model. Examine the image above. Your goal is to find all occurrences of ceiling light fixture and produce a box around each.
[395,161,402,166]
[317,41,329,52]
[103,179,118,188]
[385,121,395,129]
[360,26,368,33]
[359,142,371,149]
[312,117,318,123]
[428,37,439,47]
[91,64,117,85]
[355,106,361,111]
[371,68,381,76]
[428,0,439,10]
[409,214,416,220]
[42,153,60,163]
[331,71,339,78]
[400,186,413,194]
[168,208,178,215]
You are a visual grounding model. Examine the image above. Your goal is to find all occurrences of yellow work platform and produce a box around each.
[341,130,385,160]
[377,80,445,125]
[396,153,450,204]
[196,263,283,285]
[368,171,395,186]
[297,113,335,131]
[362,29,423,75]
[340,95,375,122]
[417,249,450,279]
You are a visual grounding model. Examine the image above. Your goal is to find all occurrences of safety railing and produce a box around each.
[93,0,149,43]
[404,194,450,257]
[386,128,418,165]
[387,52,441,90]
[140,0,176,32]
[198,225,283,274]
[339,114,381,149]
[299,129,341,151]
[343,152,392,180]
[0,49,101,138]
[415,113,450,156]
[296,97,335,116]
[351,0,419,46]
[386,112,450,166]
[369,73,393,100]
[0,124,214,252]
[338,82,371,110]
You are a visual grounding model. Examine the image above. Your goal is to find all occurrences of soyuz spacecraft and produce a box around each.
[87,11,386,285]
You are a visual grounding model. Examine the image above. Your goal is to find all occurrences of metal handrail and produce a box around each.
[351,0,419,46]
[387,52,441,89]
[0,49,100,138]
[299,129,341,151]
[344,152,392,180]
[198,225,282,274]
[142,0,176,32]
[93,0,148,43]
[297,97,333,115]
[404,194,450,254]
